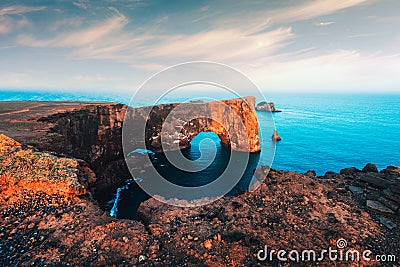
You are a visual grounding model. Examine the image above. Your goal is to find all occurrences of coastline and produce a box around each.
[1,133,399,265]
[0,100,399,265]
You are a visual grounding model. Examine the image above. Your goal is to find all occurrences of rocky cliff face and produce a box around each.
[0,98,261,201]
[123,96,260,153]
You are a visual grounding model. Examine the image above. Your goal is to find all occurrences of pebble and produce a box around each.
[204,239,212,250]
[122,236,129,243]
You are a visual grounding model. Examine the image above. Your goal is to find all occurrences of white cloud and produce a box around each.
[0,15,32,34]
[200,5,210,12]
[0,5,43,34]
[73,0,90,10]
[0,5,45,16]
[314,21,335,27]
[270,0,370,23]
[73,74,122,81]
[17,14,128,47]
[251,50,400,92]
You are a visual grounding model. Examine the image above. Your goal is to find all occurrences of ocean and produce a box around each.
[2,90,399,218]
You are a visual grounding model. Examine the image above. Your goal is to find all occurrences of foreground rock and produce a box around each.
[1,135,399,265]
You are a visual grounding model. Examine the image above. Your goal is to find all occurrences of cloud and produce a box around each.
[0,5,46,16]
[17,14,128,47]
[270,0,370,23]
[0,5,43,34]
[0,15,32,34]
[73,0,90,10]
[73,74,122,81]
[314,21,335,26]
[347,33,377,38]
[200,5,210,12]
[251,49,400,92]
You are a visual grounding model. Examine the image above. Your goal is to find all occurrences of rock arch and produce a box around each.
[136,96,261,153]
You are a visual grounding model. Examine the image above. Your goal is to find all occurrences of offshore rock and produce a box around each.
[271,129,281,141]
[255,102,281,112]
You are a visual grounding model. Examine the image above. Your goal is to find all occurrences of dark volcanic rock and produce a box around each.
[362,163,378,173]
[255,102,281,112]
[366,200,394,214]
[271,129,282,141]
[340,167,361,175]
[305,170,316,177]
[359,173,395,189]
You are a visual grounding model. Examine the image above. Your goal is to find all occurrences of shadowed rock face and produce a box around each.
[124,96,260,153]
[0,97,260,200]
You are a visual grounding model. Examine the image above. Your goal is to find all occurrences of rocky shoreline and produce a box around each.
[0,101,399,266]
[0,134,399,266]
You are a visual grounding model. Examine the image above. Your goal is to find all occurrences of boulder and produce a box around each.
[340,167,361,175]
[305,170,316,177]
[366,200,394,214]
[359,174,394,189]
[324,171,338,179]
[362,163,378,173]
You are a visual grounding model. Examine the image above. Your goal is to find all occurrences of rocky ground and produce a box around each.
[0,134,399,266]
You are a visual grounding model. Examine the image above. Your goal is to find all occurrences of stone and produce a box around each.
[378,216,397,230]
[348,185,364,195]
[305,170,316,177]
[362,163,378,173]
[255,102,281,112]
[324,172,338,178]
[340,167,361,175]
[383,189,400,204]
[380,166,400,179]
[271,129,282,141]
[359,174,394,189]
[366,200,394,214]
[204,240,213,250]
[378,197,399,212]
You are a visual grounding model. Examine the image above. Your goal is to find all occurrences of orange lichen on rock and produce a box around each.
[0,134,89,199]
[0,133,21,151]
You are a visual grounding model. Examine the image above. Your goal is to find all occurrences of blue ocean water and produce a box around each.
[1,90,399,176]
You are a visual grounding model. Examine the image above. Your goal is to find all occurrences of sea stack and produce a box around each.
[272,129,282,141]
[256,102,281,112]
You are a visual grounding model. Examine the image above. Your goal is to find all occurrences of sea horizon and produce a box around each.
[1,89,399,176]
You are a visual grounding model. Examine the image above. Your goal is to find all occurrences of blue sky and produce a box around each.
[0,0,399,93]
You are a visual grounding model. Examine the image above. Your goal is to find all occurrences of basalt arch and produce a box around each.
[127,96,261,154]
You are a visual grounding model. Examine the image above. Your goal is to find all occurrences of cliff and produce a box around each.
[1,101,399,266]
[0,135,399,265]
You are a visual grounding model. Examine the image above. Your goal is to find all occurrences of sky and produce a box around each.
[0,0,399,93]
